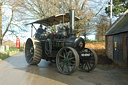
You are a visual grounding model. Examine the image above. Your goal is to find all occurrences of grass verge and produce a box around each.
[0,47,24,60]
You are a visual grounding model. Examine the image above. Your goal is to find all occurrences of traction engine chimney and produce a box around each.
[69,9,75,35]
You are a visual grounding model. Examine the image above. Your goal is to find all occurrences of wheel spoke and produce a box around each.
[86,62,89,70]
[62,63,66,72]
[63,53,66,58]
[29,57,33,62]
[66,64,69,72]
[59,62,64,68]
[89,60,95,64]
[68,62,74,66]
[59,59,64,62]
[59,54,64,58]
[71,60,75,63]
[83,63,87,69]
[27,54,33,58]
[69,57,75,60]
[81,61,95,71]
[87,62,91,69]
[67,51,72,58]
[68,66,72,72]
[64,49,68,56]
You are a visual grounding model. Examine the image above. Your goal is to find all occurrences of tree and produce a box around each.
[0,0,105,45]
[0,0,27,45]
[0,1,14,45]
[96,15,109,41]
[105,0,128,17]
[1,0,106,43]
[12,0,96,36]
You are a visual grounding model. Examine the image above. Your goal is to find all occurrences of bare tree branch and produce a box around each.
[2,8,13,37]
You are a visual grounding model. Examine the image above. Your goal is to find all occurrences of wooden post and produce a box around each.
[110,0,113,26]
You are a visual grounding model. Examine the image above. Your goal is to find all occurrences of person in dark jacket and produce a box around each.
[37,25,44,34]
[35,25,45,39]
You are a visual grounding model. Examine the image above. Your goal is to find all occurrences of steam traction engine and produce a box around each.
[25,10,97,75]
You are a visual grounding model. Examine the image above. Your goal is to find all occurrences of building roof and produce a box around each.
[26,13,80,26]
[106,10,128,36]
[3,40,24,47]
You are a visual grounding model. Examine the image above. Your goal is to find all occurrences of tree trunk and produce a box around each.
[0,3,2,45]
[0,38,2,45]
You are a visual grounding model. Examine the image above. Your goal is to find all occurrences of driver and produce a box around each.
[35,25,45,39]
[37,25,44,34]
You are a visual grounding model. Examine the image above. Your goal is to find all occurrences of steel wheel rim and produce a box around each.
[25,39,34,64]
[56,47,79,74]
[79,48,97,72]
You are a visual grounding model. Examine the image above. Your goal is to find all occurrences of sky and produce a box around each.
[2,0,116,42]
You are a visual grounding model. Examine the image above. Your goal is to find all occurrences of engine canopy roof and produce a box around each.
[27,13,80,26]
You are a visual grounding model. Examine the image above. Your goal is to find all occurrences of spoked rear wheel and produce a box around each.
[25,38,42,65]
[56,47,79,75]
[79,48,97,72]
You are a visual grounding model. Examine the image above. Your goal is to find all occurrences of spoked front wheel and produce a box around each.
[79,48,98,72]
[56,47,79,75]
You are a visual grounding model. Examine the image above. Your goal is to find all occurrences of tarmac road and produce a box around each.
[0,52,128,85]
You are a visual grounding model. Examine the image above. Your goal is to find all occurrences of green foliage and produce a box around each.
[6,47,24,52]
[0,52,9,60]
[9,47,18,51]
[85,37,92,42]
[0,47,24,60]
[19,47,24,51]
[105,0,128,17]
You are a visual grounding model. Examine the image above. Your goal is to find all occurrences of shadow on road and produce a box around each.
[0,52,128,85]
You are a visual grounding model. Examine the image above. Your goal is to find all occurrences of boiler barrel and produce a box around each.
[65,37,85,51]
